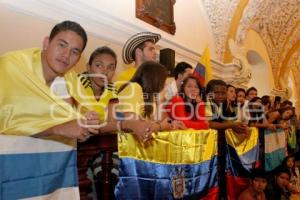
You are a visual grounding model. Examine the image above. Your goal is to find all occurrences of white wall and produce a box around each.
[0,0,216,64]
[71,0,216,57]
[0,5,123,74]
[243,29,275,95]
[247,51,273,96]
[0,0,243,82]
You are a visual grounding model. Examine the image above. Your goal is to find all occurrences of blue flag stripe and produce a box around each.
[264,148,286,171]
[194,63,205,76]
[115,156,218,200]
[226,144,259,177]
[0,150,78,199]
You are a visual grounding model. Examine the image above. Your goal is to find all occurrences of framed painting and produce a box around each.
[136,0,176,35]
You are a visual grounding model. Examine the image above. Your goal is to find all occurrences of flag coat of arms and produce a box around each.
[115,129,219,200]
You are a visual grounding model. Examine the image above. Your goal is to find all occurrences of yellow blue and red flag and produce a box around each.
[225,128,259,199]
[193,46,212,86]
[115,129,219,199]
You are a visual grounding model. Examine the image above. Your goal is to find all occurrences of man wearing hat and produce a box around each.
[116,32,161,84]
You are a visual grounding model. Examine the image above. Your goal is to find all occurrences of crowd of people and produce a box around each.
[1,20,300,199]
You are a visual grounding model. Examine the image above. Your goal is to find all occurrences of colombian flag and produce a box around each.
[193,46,212,86]
[225,128,259,199]
[264,129,286,171]
[115,129,219,199]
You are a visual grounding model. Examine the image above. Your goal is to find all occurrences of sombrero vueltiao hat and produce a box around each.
[122,32,161,64]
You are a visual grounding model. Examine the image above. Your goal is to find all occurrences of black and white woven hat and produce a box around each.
[122,32,161,64]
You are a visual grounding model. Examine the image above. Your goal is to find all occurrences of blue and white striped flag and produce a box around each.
[0,135,79,200]
[264,129,286,171]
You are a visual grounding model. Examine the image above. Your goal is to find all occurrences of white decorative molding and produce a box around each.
[0,0,243,83]
[236,0,300,83]
[201,0,240,61]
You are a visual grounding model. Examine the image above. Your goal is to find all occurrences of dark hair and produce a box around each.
[235,88,246,107]
[49,20,88,51]
[236,88,246,95]
[246,87,257,96]
[227,84,235,90]
[281,100,293,108]
[249,97,261,106]
[261,95,271,111]
[119,61,168,118]
[179,76,202,114]
[88,46,117,66]
[278,106,294,117]
[174,62,193,80]
[205,79,227,95]
[282,154,296,176]
[224,84,237,115]
[274,166,291,178]
[261,95,271,105]
[250,168,267,180]
[132,39,154,61]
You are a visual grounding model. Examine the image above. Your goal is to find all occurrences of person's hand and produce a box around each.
[52,119,92,142]
[129,120,153,143]
[232,122,248,135]
[83,111,100,135]
[171,120,186,130]
[159,118,173,131]
[267,123,276,130]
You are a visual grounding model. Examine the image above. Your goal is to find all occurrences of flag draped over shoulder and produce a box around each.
[0,48,79,137]
[0,135,79,200]
[264,129,286,171]
[115,129,219,200]
[193,46,212,86]
[225,128,259,199]
[0,48,81,199]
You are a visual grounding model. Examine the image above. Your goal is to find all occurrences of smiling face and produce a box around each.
[43,30,84,76]
[183,78,200,100]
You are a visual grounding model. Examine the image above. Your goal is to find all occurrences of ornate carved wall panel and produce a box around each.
[201,0,240,61]
[202,0,300,108]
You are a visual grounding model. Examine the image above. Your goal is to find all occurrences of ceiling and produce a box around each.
[202,0,300,91]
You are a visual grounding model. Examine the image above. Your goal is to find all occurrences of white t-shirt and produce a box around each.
[50,76,70,99]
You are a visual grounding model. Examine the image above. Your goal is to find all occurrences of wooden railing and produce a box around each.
[77,128,269,200]
[77,133,117,200]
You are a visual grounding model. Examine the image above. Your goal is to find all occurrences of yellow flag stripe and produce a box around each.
[225,127,259,156]
[118,129,218,164]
